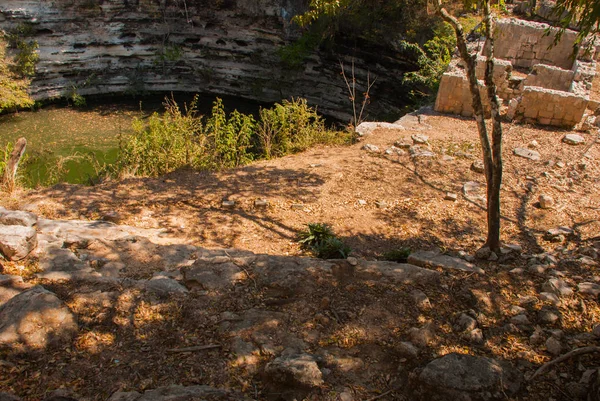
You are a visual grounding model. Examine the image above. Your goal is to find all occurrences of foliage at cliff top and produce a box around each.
[0,35,34,113]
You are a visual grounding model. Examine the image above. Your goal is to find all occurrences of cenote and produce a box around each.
[0,93,280,188]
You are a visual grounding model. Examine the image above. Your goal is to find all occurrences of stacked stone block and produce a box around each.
[516,87,588,127]
[434,17,594,128]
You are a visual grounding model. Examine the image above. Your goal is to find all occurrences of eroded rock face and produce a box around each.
[0,0,411,120]
[0,286,77,349]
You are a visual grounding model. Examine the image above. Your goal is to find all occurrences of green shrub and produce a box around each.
[298,223,351,259]
[0,36,34,112]
[257,98,348,159]
[204,98,255,169]
[117,95,204,176]
[13,40,39,77]
[117,96,349,177]
[381,248,411,263]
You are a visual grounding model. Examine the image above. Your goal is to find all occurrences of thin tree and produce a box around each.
[432,0,504,253]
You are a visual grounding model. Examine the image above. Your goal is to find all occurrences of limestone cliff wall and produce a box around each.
[0,0,412,120]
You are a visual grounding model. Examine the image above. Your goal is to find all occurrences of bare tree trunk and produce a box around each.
[482,0,503,252]
[433,0,503,253]
[3,137,27,193]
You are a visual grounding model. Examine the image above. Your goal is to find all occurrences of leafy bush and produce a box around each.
[257,98,348,159]
[117,96,348,177]
[13,40,39,77]
[204,98,255,169]
[117,96,204,176]
[0,35,34,112]
[298,223,351,259]
[381,248,411,263]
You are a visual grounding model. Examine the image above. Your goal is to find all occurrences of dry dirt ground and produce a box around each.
[1,109,599,401]
[11,110,600,258]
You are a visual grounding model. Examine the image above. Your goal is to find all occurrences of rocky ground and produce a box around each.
[0,108,599,401]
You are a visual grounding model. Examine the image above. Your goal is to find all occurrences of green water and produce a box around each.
[0,104,140,187]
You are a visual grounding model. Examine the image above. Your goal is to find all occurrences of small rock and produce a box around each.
[409,146,436,158]
[411,289,431,310]
[221,200,235,208]
[546,337,562,356]
[528,264,547,275]
[539,292,561,306]
[357,199,367,206]
[145,277,188,296]
[508,305,526,315]
[556,161,566,168]
[102,211,124,224]
[466,328,484,344]
[375,201,388,209]
[578,282,600,297]
[470,160,485,173]
[503,244,523,254]
[545,226,573,241]
[510,267,525,275]
[411,134,429,144]
[475,246,492,260]
[538,309,560,324]
[543,278,573,297]
[529,140,539,148]
[394,140,411,149]
[339,391,354,401]
[511,314,531,326]
[539,194,555,209]
[254,199,269,207]
[519,295,538,306]
[456,313,477,332]
[513,147,541,161]
[346,257,358,266]
[463,181,483,197]
[397,341,419,358]
[444,192,458,201]
[408,323,436,347]
[562,134,585,145]
[530,327,545,345]
[362,144,380,152]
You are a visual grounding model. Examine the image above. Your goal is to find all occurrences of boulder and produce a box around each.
[265,352,323,388]
[0,225,37,261]
[418,353,522,401]
[0,286,77,349]
[0,208,37,227]
[107,385,248,401]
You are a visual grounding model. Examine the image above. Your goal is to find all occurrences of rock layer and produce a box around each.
[0,0,413,120]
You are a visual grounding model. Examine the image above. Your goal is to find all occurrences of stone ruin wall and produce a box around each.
[435,18,597,128]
